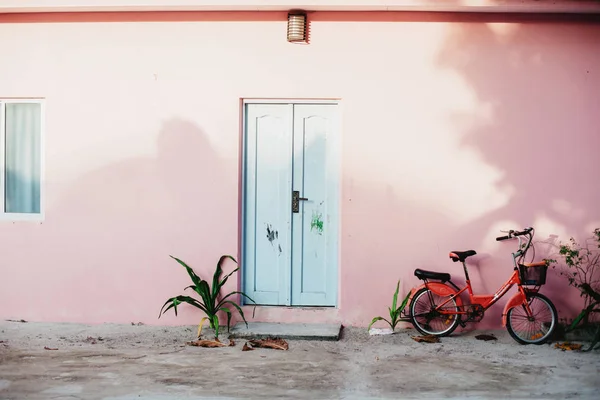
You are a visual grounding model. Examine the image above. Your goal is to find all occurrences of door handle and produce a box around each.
[292,190,309,213]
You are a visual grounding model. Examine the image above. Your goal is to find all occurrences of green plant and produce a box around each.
[549,228,600,351]
[368,280,411,332]
[159,255,256,339]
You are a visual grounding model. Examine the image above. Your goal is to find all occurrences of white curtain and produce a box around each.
[5,103,41,214]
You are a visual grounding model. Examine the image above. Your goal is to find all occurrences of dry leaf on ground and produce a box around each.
[554,342,583,351]
[247,338,289,350]
[186,339,229,348]
[242,342,255,351]
[475,334,497,341]
[411,335,440,343]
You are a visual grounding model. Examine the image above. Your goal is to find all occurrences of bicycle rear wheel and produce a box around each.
[409,287,461,337]
[506,292,557,345]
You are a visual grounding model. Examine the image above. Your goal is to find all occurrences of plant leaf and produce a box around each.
[391,280,400,311]
[216,291,257,310]
[184,285,201,296]
[220,307,232,332]
[368,316,392,331]
[222,300,250,328]
[219,267,240,291]
[197,317,208,338]
[389,311,399,328]
[212,255,237,299]
[569,309,590,331]
[158,295,208,318]
[170,256,202,288]
[158,297,181,317]
[211,314,220,339]
[397,290,412,314]
[220,307,231,313]
[211,257,224,300]
[197,280,214,313]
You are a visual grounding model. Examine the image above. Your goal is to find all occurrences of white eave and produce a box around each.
[1,1,600,14]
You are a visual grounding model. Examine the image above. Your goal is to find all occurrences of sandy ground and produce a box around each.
[0,320,598,400]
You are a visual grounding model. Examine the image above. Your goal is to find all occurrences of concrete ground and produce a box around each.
[0,320,598,400]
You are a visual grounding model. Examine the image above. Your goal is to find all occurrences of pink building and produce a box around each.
[0,1,599,330]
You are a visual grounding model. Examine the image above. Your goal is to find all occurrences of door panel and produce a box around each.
[243,104,293,305]
[291,104,338,306]
[243,102,338,307]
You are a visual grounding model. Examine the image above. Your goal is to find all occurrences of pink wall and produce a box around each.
[0,11,599,329]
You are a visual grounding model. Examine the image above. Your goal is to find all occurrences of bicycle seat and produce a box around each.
[414,268,451,282]
[449,250,477,262]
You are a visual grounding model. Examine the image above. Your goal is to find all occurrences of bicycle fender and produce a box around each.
[502,291,526,327]
[411,283,464,308]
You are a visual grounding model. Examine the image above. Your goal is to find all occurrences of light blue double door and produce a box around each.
[243,103,339,307]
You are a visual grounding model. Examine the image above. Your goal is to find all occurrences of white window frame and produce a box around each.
[0,98,45,222]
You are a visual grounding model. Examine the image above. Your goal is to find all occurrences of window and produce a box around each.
[0,100,43,219]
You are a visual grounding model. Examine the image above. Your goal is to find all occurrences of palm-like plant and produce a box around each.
[159,255,255,339]
[368,280,411,332]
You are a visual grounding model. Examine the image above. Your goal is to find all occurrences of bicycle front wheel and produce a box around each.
[506,292,557,345]
[409,287,461,337]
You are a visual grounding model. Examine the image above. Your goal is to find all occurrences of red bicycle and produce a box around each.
[408,227,558,344]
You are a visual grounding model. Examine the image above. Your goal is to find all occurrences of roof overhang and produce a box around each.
[1,1,600,14]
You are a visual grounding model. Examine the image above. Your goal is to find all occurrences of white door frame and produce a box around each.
[240,98,342,307]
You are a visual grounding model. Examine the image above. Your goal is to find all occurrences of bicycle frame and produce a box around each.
[412,231,536,326]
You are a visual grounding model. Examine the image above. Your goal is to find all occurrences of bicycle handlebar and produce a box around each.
[495,227,533,241]
[514,227,533,236]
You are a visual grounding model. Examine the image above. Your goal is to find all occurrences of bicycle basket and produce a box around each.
[519,263,548,286]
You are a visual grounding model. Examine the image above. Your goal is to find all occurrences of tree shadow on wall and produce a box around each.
[338,164,481,329]
[39,119,237,324]
[435,19,600,316]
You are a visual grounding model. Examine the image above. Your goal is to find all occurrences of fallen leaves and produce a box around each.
[247,338,289,350]
[554,342,583,351]
[411,335,440,343]
[475,334,498,341]
[186,339,233,348]
[185,336,289,351]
